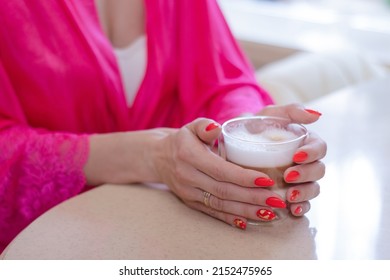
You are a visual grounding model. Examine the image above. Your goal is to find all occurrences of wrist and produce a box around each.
[84,129,176,186]
[147,128,177,183]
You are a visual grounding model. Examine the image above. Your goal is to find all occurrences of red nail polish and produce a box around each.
[294,206,303,215]
[286,170,300,182]
[234,218,246,230]
[254,177,275,187]
[265,197,286,208]
[293,151,308,163]
[305,109,322,117]
[289,189,300,201]
[256,209,277,221]
[205,123,220,131]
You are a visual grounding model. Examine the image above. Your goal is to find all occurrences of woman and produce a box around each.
[0,0,326,253]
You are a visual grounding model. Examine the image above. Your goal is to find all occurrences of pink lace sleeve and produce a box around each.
[0,126,89,252]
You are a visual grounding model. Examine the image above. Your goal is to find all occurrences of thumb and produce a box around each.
[186,118,221,146]
[259,104,322,124]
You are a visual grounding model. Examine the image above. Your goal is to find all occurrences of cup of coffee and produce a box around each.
[219,116,308,224]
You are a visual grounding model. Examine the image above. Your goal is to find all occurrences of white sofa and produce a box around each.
[256,51,389,105]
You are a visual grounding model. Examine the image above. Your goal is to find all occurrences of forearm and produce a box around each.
[84,128,176,186]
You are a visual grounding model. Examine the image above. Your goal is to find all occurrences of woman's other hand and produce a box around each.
[257,104,327,216]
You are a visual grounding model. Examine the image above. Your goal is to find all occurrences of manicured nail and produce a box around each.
[266,197,287,208]
[305,109,322,117]
[293,151,308,163]
[233,218,247,230]
[286,170,300,182]
[254,177,275,187]
[205,123,220,131]
[256,209,277,221]
[289,189,300,201]
[294,206,303,215]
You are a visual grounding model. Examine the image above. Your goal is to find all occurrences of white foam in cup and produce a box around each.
[221,116,307,168]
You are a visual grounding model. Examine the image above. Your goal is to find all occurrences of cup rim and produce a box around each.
[221,116,308,146]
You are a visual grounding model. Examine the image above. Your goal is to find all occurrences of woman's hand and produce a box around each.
[257,103,327,217]
[153,115,324,230]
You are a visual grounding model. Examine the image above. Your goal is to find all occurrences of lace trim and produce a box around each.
[0,126,89,253]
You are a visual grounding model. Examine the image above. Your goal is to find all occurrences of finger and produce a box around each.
[185,117,221,146]
[293,132,327,164]
[172,159,287,210]
[177,139,275,188]
[289,201,311,216]
[285,161,326,183]
[189,145,279,188]
[187,201,248,230]
[191,167,286,207]
[286,182,320,203]
[196,188,280,221]
[258,104,322,124]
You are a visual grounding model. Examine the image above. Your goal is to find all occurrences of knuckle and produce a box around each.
[175,186,191,200]
[319,161,326,178]
[248,188,264,205]
[173,165,187,183]
[288,103,302,110]
[209,195,224,212]
[205,206,218,217]
[176,142,192,161]
[303,182,320,200]
[240,206,252,220]
[213,182,230,199]
[222,212,234,225]
[321,137,328,151]
[312,182,320,197]
[311,133,327,158]
[209,164,226,181]
[304,201,311,213]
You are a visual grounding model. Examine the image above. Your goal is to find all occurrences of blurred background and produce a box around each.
[219,0,390,104]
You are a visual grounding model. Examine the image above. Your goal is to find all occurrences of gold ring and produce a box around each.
[203,191,211,207]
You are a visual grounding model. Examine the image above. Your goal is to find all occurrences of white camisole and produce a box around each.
[113,35,147,107]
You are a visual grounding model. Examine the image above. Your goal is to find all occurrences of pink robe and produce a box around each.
[0,0,273,252]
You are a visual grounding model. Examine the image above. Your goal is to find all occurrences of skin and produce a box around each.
[84,1,327,228]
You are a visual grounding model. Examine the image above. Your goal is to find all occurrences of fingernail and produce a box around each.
[233,218,247,230]
[305,109,322,117]
[293,151,308,163]
[256,209,277,221]
[289,189,300,201]
[286,170,300,182]
[254,177,275,187]
[294,206,303,215]
[266,197,287,208]
[205,123,220,131]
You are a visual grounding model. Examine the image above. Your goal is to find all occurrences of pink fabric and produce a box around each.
[131,0,273,129]
[0,0,273,253]
[0,126,88,254]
